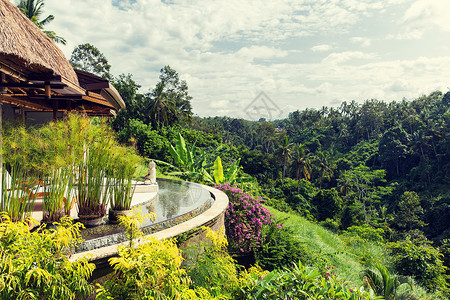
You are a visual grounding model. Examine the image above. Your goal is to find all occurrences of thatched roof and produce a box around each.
[0,0,78,84]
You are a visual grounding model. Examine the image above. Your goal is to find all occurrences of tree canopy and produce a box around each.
[69,43,112,80]
[17,0,66,44]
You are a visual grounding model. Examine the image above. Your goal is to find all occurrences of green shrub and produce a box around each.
[116,118,169,160]
[270,178,316,218]
[340,200,366,229]
[97,237,203,300]
[311,188,342,221]
[439,239,450,276]
[263,197,293,213]
[243,261,377,299]
[387,239,448,294]
[0,213,94,299]
[254,220,305,271]
[343,224,385,244]
[319,218,340,232]
[235,266,270,299]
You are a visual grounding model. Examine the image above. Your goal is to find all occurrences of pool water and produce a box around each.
[139,179,212,227]
[76,179,213,252]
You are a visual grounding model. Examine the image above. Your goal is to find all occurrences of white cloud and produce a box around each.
[322,51,377,64]
[387,79,411,92]
[389,0,450,40]
[236,46,288,62]
[401,0,450,32]
[350,37,371,47]
[311,44,332,52]
[386,29,424,40]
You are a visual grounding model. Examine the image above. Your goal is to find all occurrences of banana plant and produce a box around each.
[203,156,251,185]
[164,133,225,181]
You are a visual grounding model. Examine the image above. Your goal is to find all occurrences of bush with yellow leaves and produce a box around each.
[95,208,213,300]
[0,213,95,299]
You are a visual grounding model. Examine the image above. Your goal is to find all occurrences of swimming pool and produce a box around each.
[76,179,214,252]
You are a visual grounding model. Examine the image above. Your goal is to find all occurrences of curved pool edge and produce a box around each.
[69,184,229,263]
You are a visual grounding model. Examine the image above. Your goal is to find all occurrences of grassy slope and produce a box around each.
[267,207,438,299]
[267,207,389,286]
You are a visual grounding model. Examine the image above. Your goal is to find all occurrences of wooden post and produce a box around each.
[45,82,57,121]
[0,72,5,201]
[52,100,58,121]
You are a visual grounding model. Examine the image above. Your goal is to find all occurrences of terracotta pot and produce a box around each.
[108,209,133,224]
[78,214,105,227]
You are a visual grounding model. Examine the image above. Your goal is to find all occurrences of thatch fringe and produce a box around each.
[0,0,78,84]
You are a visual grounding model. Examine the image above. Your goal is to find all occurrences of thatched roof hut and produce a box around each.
[0,0,78,84]
[0,0,124,118]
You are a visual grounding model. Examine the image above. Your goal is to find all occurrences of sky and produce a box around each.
[35,0,450,120]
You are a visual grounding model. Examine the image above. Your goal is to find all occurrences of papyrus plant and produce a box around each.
[77,146,111,218]
[108,146,141,211]
[42,166,75,222]
[1,163,37,222]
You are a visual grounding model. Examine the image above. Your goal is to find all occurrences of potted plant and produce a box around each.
[108,146,141,224]
[76,147,111,227]
[41,166,74,224]
[108,174,136,224]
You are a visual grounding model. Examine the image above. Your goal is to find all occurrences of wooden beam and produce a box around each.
[1,95,53,110]
[0,82,66,89]
[0,72,6,94]
[82,82,109,91]
[10,95,83,100]
[82,92,114,108]
[60,76,86,95]
[45,82,51,99]
[0,62,27,81]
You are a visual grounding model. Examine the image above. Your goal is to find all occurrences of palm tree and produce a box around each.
[146,66,193,128]
[290,143,311,181]
[362,264,416,300]
[314,150,334,189]
[280,136,293,179]
[17,0,66,44]
[147,82,177,129]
